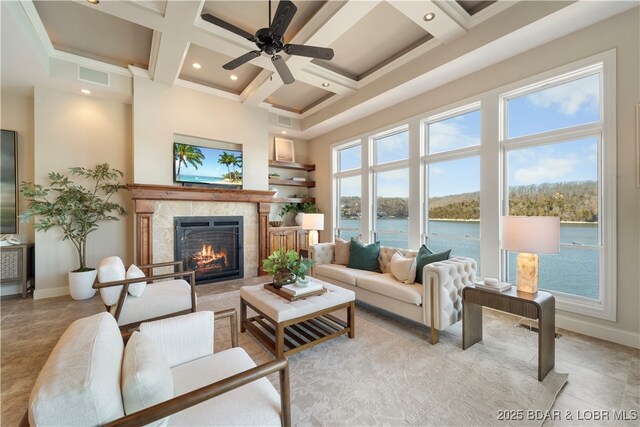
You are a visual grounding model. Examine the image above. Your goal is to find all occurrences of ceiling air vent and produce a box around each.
[78,66,110,87]
[276,115,292,128]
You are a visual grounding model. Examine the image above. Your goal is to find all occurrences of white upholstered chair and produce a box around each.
[23,310,291,427]
[93,257,197,330]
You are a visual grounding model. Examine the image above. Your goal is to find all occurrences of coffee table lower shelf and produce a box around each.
[241,299,355,358]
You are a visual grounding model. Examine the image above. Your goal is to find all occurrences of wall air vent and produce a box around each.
[78,66,110,87]
[276,115,292,128]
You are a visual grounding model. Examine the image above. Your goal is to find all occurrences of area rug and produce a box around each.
[199,291,568,427]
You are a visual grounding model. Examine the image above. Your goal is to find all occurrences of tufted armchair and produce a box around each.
[310,243,477,343]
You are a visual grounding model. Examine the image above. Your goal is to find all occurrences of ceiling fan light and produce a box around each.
[424,12,435,21]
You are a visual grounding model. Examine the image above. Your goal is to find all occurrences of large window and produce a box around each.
[424,106,481,270]
[335,143,362,240]
[372,128,409,248]
[330,52,615,320]
[502,64,608,308]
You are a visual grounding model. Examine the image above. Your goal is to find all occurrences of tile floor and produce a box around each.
[1,278,638,426]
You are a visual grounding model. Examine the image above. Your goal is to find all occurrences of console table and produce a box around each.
[462,285,555,381]
[0,243,35,298]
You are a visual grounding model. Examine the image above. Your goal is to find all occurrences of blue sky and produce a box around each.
[339,72,599,199]
[175,146,241,178]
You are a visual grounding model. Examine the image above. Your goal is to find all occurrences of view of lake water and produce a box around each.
[339,218,598,299]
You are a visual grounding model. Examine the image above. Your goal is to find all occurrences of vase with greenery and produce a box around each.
[262,249,313,288]
[279,202,321,225]
[20,164,129,299]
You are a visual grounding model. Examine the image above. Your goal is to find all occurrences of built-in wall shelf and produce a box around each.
[268,160,315,172]
[273,197,316,204]
[269,178,315,188]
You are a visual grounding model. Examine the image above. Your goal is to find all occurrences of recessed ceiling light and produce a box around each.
[281,131,287,134]
[321,82,330,87]
[87,0,99,4]
[423,12,435,21]
[192,63,202,69]
[81,89,91,95]
[230,75,238,81]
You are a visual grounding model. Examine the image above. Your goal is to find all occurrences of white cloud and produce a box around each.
[587,143,598,163]
[430,165,445,175]
[526,75,599,116]
[514,156,578,184]
[429,119,480,152]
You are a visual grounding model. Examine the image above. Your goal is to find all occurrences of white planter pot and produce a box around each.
[69,269,98,300]
[295,213,303,226]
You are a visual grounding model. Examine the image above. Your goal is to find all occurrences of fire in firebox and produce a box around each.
[190,243,228,274]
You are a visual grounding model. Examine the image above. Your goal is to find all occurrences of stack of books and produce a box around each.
[292,177,306,181]
[281,281,323,296]
[474,279,512,293]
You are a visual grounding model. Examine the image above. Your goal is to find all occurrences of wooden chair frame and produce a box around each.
[20,309,291,427]
[92,261,197,330]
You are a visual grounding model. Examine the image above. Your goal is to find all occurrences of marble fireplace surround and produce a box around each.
[130,184,274,278]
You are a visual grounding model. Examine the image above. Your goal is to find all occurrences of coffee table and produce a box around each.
[240,279,356,358]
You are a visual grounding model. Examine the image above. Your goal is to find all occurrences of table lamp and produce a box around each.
[501,216,560,293]
[301,213,324,246]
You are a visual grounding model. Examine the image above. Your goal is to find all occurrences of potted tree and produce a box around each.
[20,164,128,300]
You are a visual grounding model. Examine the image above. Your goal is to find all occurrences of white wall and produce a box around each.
[310,9,640,345]
[133,77,269,190]
[0,92,35,295]
[33,86,133,299]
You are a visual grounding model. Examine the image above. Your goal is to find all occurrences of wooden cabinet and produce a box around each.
[268,227,310,255]
[269,227,298,253]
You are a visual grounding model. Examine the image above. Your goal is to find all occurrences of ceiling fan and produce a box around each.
[201,0,334,84]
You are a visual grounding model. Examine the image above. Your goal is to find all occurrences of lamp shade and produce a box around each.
[301,213,324,231]
[501,216,560,254]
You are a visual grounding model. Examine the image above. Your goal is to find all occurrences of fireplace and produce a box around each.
[174,216,244,284]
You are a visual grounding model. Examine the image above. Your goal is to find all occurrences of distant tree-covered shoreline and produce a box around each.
[339,181,597,222]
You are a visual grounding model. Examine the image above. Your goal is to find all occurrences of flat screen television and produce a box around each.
[1,130,18,234]
[173,142,242,189]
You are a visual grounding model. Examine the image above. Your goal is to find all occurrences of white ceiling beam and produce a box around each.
[387,0,467,43]
[151,1,204,85]
[71,0,165,31]
[242,0,378,106]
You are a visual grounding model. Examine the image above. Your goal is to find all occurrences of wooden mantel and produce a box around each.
[129,184,276,275]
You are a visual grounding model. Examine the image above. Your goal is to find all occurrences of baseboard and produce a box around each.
[555,314,640,349]
[34,286,69,300]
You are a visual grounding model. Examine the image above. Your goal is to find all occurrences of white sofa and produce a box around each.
[310,243,477,343]
[24,310,290,427]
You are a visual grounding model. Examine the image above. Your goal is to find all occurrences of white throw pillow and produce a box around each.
[126,264,147,297]
[97,256,126,306]
[389,251,416,284]
[122,332,173,426]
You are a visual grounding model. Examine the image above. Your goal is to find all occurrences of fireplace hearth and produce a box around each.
[174,216,243,284]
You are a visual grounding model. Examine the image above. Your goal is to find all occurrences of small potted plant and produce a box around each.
[20,164,128,300]
[262,249,313,288]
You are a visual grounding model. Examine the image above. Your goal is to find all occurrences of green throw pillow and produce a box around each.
[415,245,451,284]
[347,238,381,272]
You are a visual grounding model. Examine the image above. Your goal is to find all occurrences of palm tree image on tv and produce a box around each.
[174,142,242,188]
[175,144,205,176]
[218,152,242,183]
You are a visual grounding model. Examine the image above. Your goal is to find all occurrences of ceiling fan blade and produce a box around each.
[201,13,256,42]
[272,55,294,84]
[269,0,297,38]
[284,44,334,60]
[223,51,262,70]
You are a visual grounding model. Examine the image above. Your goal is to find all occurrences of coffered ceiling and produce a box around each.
[2,1,637,139]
